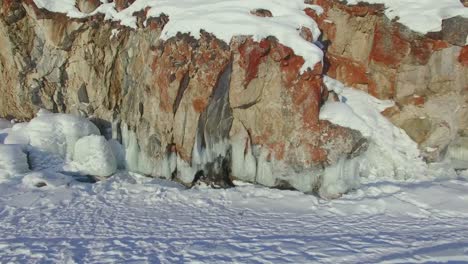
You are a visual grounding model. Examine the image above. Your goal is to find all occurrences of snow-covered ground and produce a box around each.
[1,172,468,263]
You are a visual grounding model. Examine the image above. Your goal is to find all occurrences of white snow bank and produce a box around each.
[321,76,427,180]
[73,135,118,177]
[32,0,324,72]
[8,110,101,160]
[1,110,121,178]
[345,0,468,34]
[0,145,29,181]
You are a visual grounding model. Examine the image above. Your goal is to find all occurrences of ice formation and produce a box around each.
[0,145,29,181]
[120,124,177,181]
[319,157,361,199]
[446,137,468,169]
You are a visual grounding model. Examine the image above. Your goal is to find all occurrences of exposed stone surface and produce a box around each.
[2,0,466,195]
[0,1,365,196]
[310,0,468,162]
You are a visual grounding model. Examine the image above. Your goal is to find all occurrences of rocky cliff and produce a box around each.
[0,0,467,197]
[309,0,468,162]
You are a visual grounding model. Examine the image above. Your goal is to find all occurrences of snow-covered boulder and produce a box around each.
[24,110,101,159]
[73,135,117,177]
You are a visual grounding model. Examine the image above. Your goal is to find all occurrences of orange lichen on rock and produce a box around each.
[370,24,411,68]
[238,39,271,87]
[192,98,208,113]
[459,46,468,67]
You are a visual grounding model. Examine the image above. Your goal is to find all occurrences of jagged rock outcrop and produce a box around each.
[0,1,365,196]
[1,0,466,196]
[309,0,468,162]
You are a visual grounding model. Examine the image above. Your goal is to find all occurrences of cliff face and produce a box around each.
[0,0,467,196]
[0,0,365,196]
[309,0,468,162]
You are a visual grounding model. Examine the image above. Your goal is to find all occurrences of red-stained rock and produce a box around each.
[237,38,271,87]
[327,55,371,89]
[0,0,366,196]
[310,0,468,161]
[299,27,314,42]
[369,23,410,68]
[1,0,26,24]
[114,0,136,11]
[192,98,208,113]
[459,46,468,67]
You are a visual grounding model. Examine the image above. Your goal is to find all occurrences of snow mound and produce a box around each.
[321,76,427,180]
[345,0,468,34]
[0,145,29,180]
[1,110,119,178]
[32,0,324,72]
[73,135,117,177]
[18,110,100,160]
[0,119,12,130]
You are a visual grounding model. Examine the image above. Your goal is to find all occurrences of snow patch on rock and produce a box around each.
[345,0,468,34]
[32,0,324,72]
[321,76,427,180]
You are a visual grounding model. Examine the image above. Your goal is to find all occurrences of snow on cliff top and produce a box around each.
[346,0,468,34]
[32,0,324,72]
